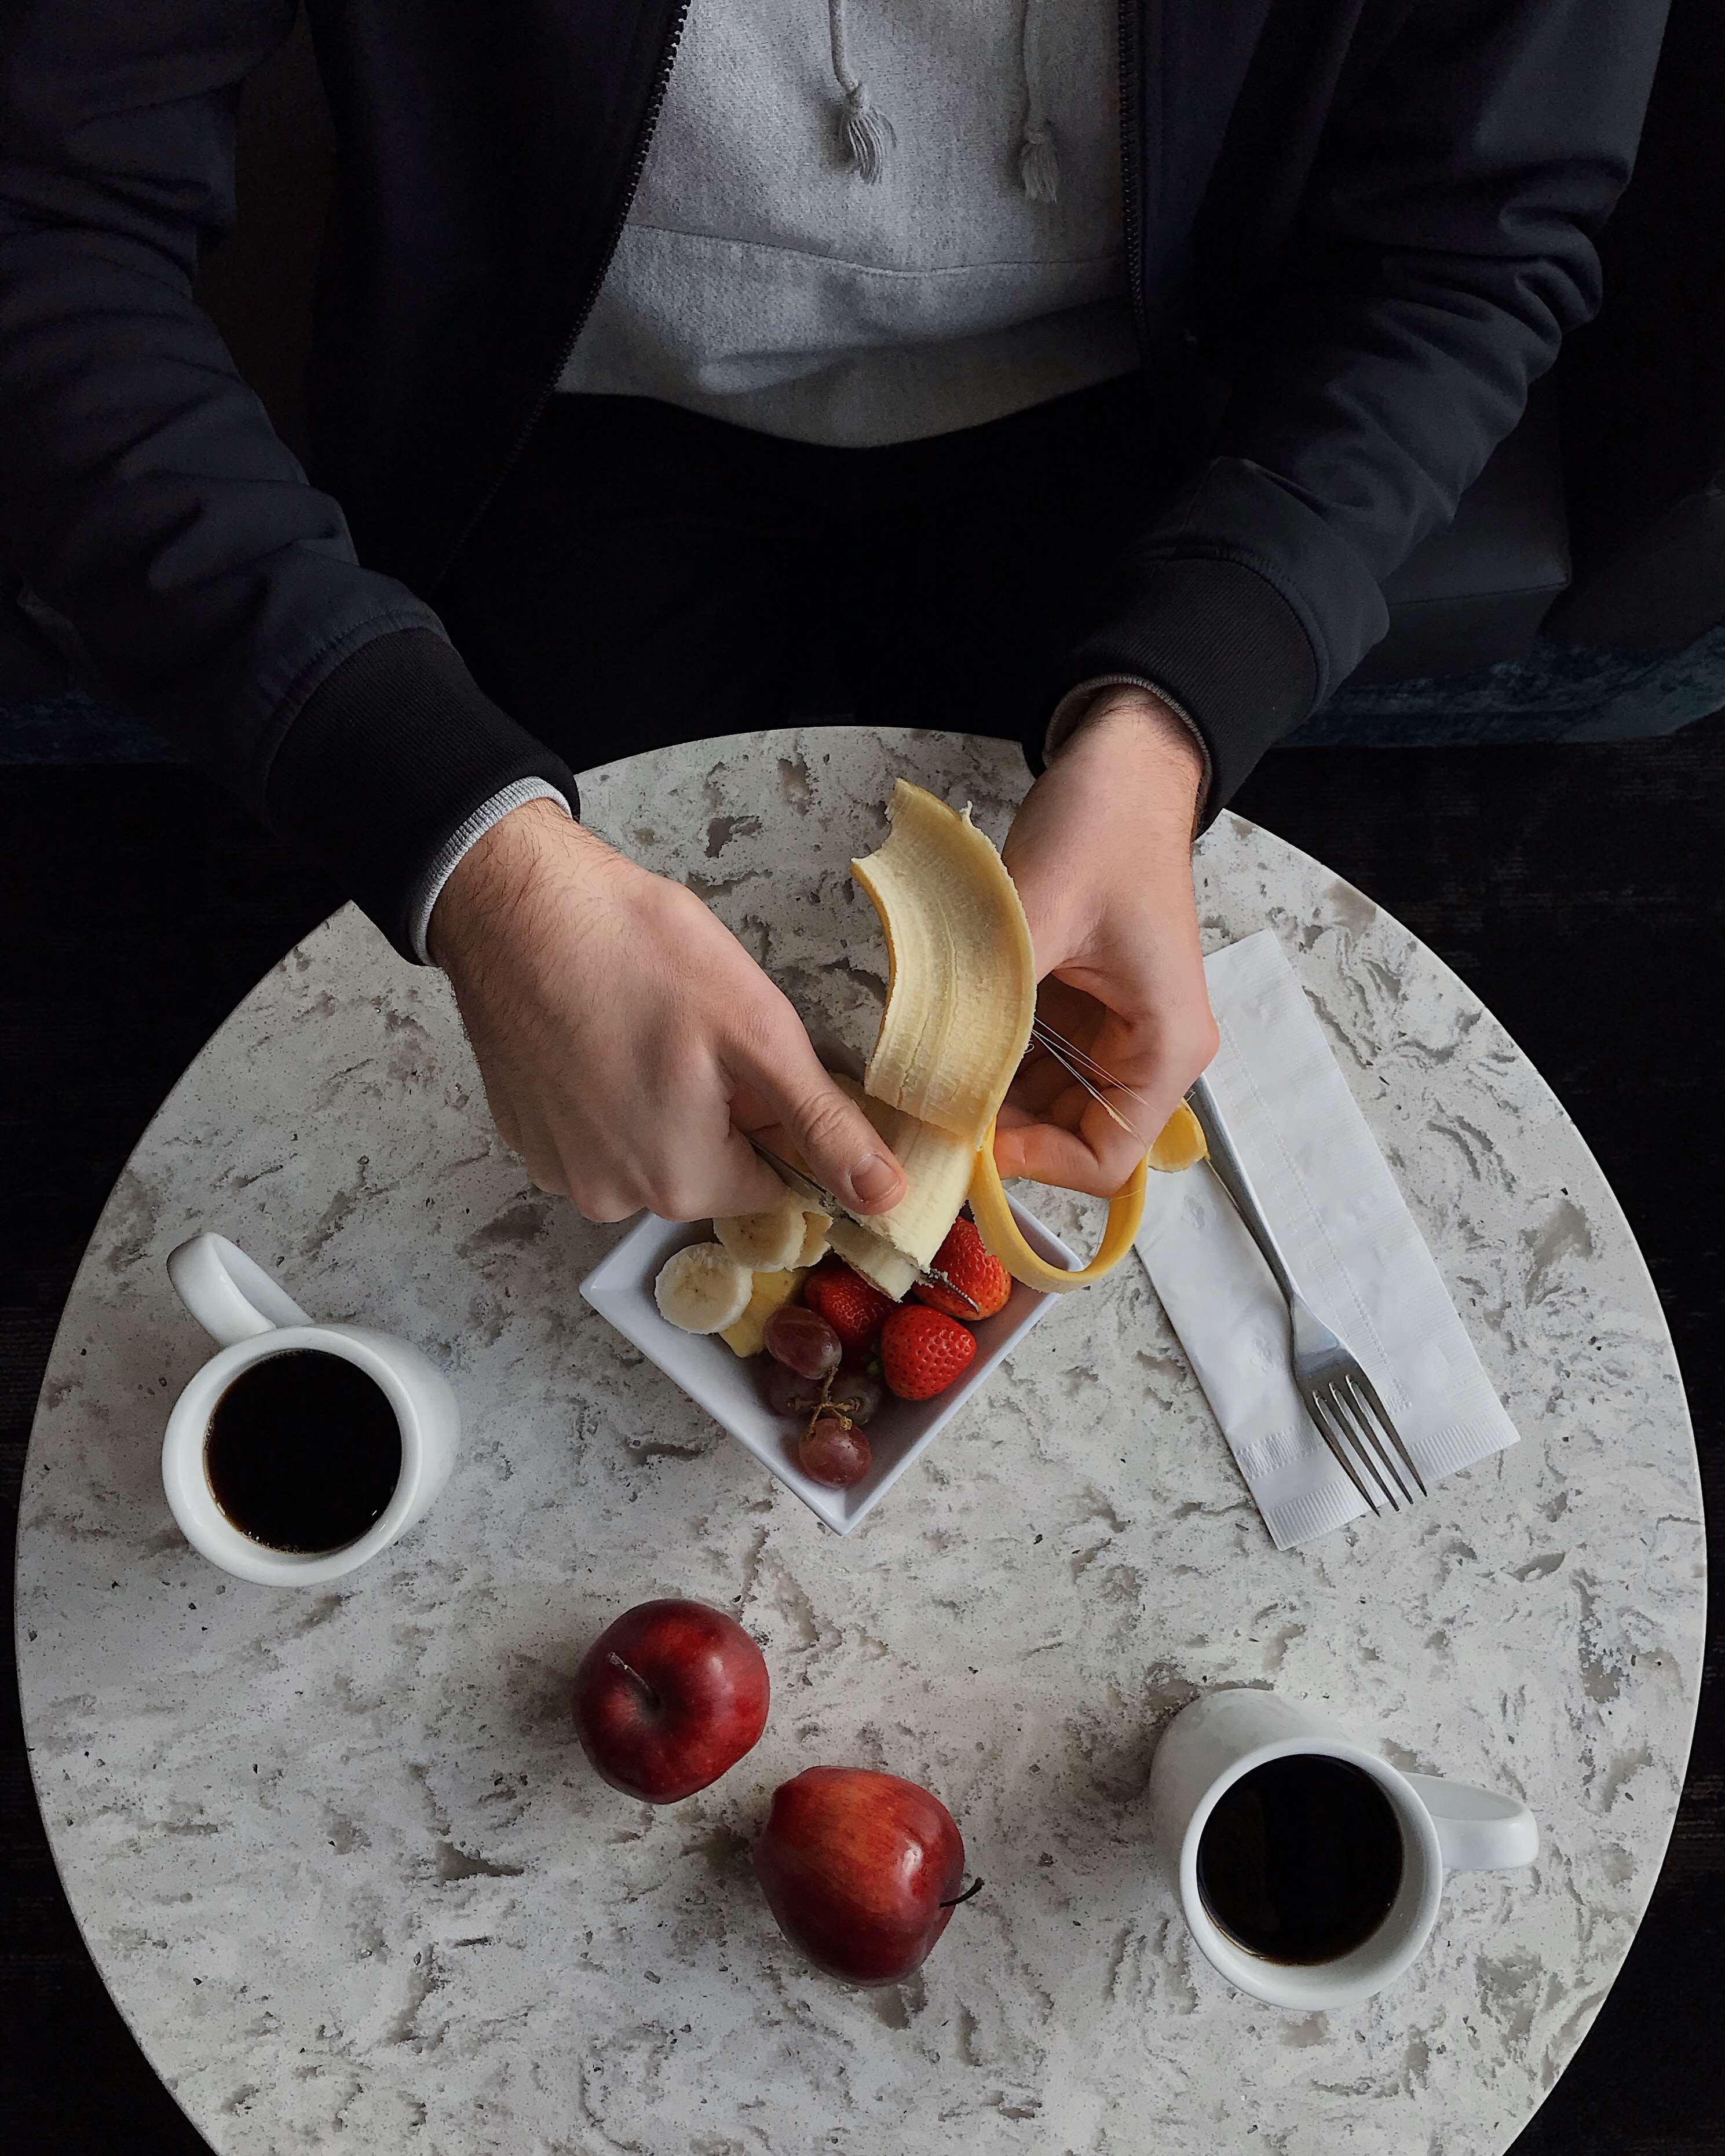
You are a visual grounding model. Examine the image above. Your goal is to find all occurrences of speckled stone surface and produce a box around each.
[17,729,1703,2156]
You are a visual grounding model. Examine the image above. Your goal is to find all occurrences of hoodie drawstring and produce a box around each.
[827,0,894,185]
[825,0,1058,203]
[1017,0,1059,202]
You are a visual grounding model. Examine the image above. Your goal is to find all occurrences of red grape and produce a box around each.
[827,1365,884,1427]
[764,1305,842,1381]
[799,1414,872,1488]
[760,1356,827,1418]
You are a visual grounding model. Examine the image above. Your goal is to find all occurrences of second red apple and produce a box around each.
[753,1765,970,1985]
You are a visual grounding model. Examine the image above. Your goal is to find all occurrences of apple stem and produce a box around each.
[939,1877,985,1909]
[605,1651,660,1710]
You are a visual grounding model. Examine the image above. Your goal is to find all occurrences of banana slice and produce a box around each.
[714,1184,807,1271]
[851,782,1037,1145]
[654,1242,755,1334]
[832,1075,974,1268]
[721,1265,810,1357]
[795,1211,832,1268]
[827,1218,920,1302]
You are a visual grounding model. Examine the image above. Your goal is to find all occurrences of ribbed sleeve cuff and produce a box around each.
[406,778,572,964]
[264,627,580,960]
[1043,674,1215,823]
[1046,557,1318,821]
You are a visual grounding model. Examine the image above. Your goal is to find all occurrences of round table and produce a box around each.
[19,729,1703,2155]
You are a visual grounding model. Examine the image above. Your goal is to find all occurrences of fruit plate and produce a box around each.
[579,1197,1075,1533]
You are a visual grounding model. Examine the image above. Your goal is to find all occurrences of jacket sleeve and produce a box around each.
[0,5,576,956]
[1053,0,1673,809]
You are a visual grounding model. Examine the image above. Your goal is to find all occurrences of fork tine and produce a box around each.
[1315,1386,1400,1511]
[1344,1370,1428,1498]
[1331,1381,1416,1506]
[1303,1388,1382,1516]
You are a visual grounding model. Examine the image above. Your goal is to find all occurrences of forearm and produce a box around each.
[1052,0,1669,810]
[0,10,579,956]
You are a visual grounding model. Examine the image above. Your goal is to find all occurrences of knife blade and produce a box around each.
[743,1132,976,1309]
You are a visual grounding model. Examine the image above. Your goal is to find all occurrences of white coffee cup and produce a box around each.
[162,1233,459,1586]
[1148,1689,1538,2008]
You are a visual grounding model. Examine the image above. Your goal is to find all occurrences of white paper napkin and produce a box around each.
[1134,930,1519,1548]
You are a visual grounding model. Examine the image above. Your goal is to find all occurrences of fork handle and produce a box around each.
[1186,1075,1304,1309]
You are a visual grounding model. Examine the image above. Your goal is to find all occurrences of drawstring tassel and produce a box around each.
[1018,119,1059,203]
[828,0,893,184]
[837,79,894,184]
[1017,0,1059,201]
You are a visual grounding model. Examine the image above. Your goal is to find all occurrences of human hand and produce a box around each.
[997,690,1218,1196]
[428,800,907,1223]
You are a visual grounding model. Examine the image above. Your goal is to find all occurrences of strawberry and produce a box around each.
[803,1260,897,1357]
[914,1214,1011,1322]
[880,1305,978,1401]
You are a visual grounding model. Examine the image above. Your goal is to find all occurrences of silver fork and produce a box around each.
[1185,1074,1427,1517]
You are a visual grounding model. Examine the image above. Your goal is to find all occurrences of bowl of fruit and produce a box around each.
[579,1190,1075,1532]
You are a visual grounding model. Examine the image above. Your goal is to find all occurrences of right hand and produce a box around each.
[427,799,907,1224]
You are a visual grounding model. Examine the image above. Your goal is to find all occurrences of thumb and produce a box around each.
[738,1047,906,1217]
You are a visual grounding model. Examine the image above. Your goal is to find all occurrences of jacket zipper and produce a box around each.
[1117,0,1147,354]
[432,0,695,590]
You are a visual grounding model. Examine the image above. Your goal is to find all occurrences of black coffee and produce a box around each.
[1196,1755,1404,1965]
[205,1350,401,1554]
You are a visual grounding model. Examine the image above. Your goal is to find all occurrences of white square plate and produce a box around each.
[580,1198,1075,1531]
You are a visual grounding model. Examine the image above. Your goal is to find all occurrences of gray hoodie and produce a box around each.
[558,0,1138,444]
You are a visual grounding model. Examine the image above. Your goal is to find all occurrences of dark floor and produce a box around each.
[3,723,1722,2152]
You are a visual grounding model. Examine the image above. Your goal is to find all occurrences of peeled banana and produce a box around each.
[832,1074,975,1269]
[850,782,1205,1294]
[851,782,1037,1145]
[655,1241,755,1333]
[827,1216,922,1302]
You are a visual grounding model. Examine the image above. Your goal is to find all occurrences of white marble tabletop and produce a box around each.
[18,729,1704,2156]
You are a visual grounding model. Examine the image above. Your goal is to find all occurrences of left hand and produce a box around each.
[997,689,1219,1196]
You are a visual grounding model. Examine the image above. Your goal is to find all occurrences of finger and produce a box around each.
[1051,1035,1194,1193]
[737,1042,905,1216]
[518,1130,571,1198]
[993,1115,1137,1198]
[627,1081,792,1221]
[997,1022,1205,1195]
[706,1126,821,1219]
[1003,1042,1075,1121]
[1075,1092,1156,1194]
[1032,976,1106,1052]
[477,1072,524,1156]
[996,1067,1149,1194]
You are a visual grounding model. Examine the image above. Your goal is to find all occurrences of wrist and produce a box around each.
[1059,686,1207,819]
[427,797,607,971]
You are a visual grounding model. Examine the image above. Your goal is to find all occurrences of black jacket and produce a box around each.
[0,1,1670,955]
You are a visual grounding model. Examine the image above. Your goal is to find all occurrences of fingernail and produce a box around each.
[849,1153,900,1207]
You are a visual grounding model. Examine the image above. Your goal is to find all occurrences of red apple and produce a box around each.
[753,1766,973,1985]
[572,1598,769,1803]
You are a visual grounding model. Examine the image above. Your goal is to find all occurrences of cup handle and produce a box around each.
[167,1233,313,1348]
[1404,1774,1539,1871]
